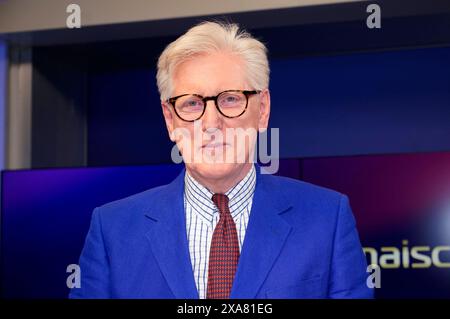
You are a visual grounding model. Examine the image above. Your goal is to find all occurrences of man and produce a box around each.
[70,21,373,299]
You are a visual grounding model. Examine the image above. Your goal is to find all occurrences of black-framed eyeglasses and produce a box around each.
[166,89,261,122]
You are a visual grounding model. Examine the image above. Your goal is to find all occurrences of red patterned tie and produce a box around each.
[206,193,240,299]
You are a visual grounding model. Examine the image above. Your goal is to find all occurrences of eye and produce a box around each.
[219,93,244,107]
[225,95,238,102]
[186,100,201,107]
[178,96,204,112]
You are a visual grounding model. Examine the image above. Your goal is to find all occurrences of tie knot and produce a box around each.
[212,193,230,216]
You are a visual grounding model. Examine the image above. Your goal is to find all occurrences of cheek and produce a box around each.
[247,101,263,123]
[171,122,193,145]
[224,118,259,147]
[233,110,260,129]
[171,117,192,134]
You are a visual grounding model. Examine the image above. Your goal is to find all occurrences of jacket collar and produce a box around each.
[144,165,293,298]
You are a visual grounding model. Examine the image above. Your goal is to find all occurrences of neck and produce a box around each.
[187,163,253,194]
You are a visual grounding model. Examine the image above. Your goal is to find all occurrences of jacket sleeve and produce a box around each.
[69,208,111,298]
[328,195,374,298]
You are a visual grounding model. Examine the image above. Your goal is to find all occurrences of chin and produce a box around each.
[187,162,245,180]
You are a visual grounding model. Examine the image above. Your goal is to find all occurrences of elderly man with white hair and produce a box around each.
[70,21,373,299]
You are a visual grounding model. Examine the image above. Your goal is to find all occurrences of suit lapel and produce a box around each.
[144,169,199,299]
[231,169,293,298]
[141,165,292,299]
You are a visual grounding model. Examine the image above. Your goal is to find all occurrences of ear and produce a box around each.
[161,102,176,142]
[258,89,271,132]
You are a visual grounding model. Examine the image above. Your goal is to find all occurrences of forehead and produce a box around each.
[172,52,248,96]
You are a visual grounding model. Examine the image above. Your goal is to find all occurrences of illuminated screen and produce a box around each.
[1,164,182,298]
[302,152,450,298]
[2,153,450,298]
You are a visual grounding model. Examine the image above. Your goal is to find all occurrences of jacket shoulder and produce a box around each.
[92,182,174,229]
[262,174,353,236]
[263,173,344,203]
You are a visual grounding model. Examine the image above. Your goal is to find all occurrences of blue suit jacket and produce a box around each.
[70,166,373,299]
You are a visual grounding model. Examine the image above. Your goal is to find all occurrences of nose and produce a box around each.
[201,100,222,132]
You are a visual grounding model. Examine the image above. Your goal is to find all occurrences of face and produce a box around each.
[161,51,270,185]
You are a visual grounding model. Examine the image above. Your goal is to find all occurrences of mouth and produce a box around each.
[201,142,228,150]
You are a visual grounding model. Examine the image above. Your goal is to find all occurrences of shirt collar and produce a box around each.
[184,165,256,223]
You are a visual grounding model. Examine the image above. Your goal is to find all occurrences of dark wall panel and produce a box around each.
[87,68,173,166]
[32,47,88,168]
[86,46,450,165]
[270,46,450,158]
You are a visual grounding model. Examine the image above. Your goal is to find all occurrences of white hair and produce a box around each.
[156,21,269,101]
